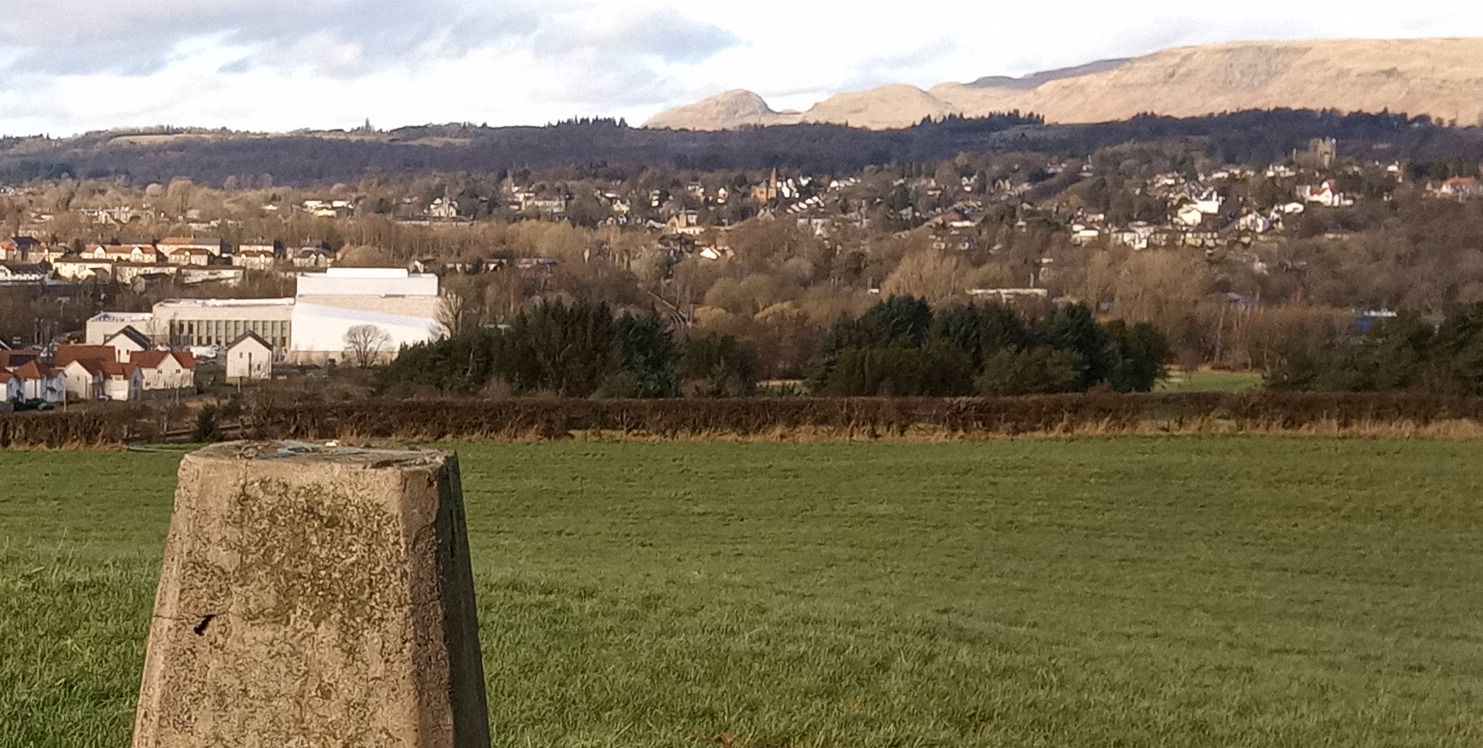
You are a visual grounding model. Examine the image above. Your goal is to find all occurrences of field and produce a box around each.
[1156,369,1265,393]
[2,438,1482,747]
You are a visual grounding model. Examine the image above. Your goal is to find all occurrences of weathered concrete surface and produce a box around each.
[132,442,490,748]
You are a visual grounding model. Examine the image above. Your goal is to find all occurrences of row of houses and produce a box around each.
[0,237,339,287]
[0,327,274,407]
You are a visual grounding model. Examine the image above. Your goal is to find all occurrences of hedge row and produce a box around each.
[8,393,1483,448]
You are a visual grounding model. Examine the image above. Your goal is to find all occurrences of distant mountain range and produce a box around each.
[646,38,1483,131]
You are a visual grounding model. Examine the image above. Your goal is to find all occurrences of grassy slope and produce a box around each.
[2,439,1481,747]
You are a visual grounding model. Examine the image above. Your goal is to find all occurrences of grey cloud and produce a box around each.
[0,0,549,77]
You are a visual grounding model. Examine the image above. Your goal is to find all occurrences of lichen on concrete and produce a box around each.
[132,442,490,748]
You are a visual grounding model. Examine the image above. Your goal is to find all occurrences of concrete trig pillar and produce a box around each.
[132,442,490,747]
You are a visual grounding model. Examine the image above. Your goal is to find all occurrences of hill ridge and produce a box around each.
[646,38,1483,130]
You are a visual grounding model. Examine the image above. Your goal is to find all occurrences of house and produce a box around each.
[157,237,223,256]
[1236,212,1275,234]
[1176,203,1206,227]
[1436,177,1483,200]
[12,361,66,404]
[426,197,459,220]
[0,348,42,371]
[232,249,276,271]
[1070,227,1102,246]
[1110,229,1148,250]
[130,350,197,393]
[226,332,274,383]
[526,196,568,216]
[38,245,69,264]
[0,236,41,263]
[104,326,152,363]
[666,210,705,236]
[1299,181,1355,208]
[52,258,117,281]
[99,362,143,401]
[61,358,105,400]
[300,200,353,218]
[90,244,160,264]
[55,345,118,369]
[168,247,212,266]
[1191,187,1223,215]
[292,246,335,269]
[0,370,19,404]
[0,264,48,285]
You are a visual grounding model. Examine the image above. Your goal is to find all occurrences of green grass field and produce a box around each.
[1157,369,1265,393]
[3,438,1482,747]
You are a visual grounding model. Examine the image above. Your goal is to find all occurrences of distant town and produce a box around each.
[2,129,1482,408]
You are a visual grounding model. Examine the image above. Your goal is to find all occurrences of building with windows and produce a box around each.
[86,312,160,345]
[154,298,294,351]
[82,267,442,366]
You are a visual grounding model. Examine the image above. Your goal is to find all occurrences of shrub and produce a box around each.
[976,347,1085,396]
[681,334,759,397]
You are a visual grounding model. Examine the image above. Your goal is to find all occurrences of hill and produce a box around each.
[646,38,1483,130]
[0,109,1478,187]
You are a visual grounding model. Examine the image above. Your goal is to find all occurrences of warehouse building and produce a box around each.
[84,268,443,364]
[288,268,445,365]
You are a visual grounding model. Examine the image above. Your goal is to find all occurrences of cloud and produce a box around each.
[0,0,546,77]
[0,0,1481,135]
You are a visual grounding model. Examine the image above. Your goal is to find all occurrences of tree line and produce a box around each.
[382,298,758,398]
[381,297,1169,398]
[806,297,1168,396]
[1271,305,1483,395]
[4,109,1476,187]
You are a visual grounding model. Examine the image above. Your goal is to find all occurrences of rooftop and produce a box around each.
[323,268,413,279]
[89,312,155,323]
[155,298,294,309]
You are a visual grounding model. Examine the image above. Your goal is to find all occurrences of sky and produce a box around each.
[0,0,1479,136]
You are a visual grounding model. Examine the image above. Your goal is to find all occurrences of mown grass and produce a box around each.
[2,438,1482,746]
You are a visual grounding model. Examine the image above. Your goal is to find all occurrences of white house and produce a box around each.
[0,264,48,285]
[168,248,212,266]
[1176,203,1206,227]
[103,326,152,363]
[157,237,222,256]
[129,350,197,392]
[1192,187,1223,215]
[427,197,459,220]
[1299,181,1355,208]
[61,359,105,400]
[232,249,276,271]
[12,361,66,404]
[292,247,335,268]
[226,332,274,382]
[53,258,116,281]
[0,370,19,403]
[100,362,144,401]
[1237,212,1274,234]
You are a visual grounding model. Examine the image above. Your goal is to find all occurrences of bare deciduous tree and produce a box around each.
[343,324,392,368]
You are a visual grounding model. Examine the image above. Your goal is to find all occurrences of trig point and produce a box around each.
[132,442,490,748]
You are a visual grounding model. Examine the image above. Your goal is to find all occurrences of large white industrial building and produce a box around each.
[84,268,447,365]
[289,268,445,364]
